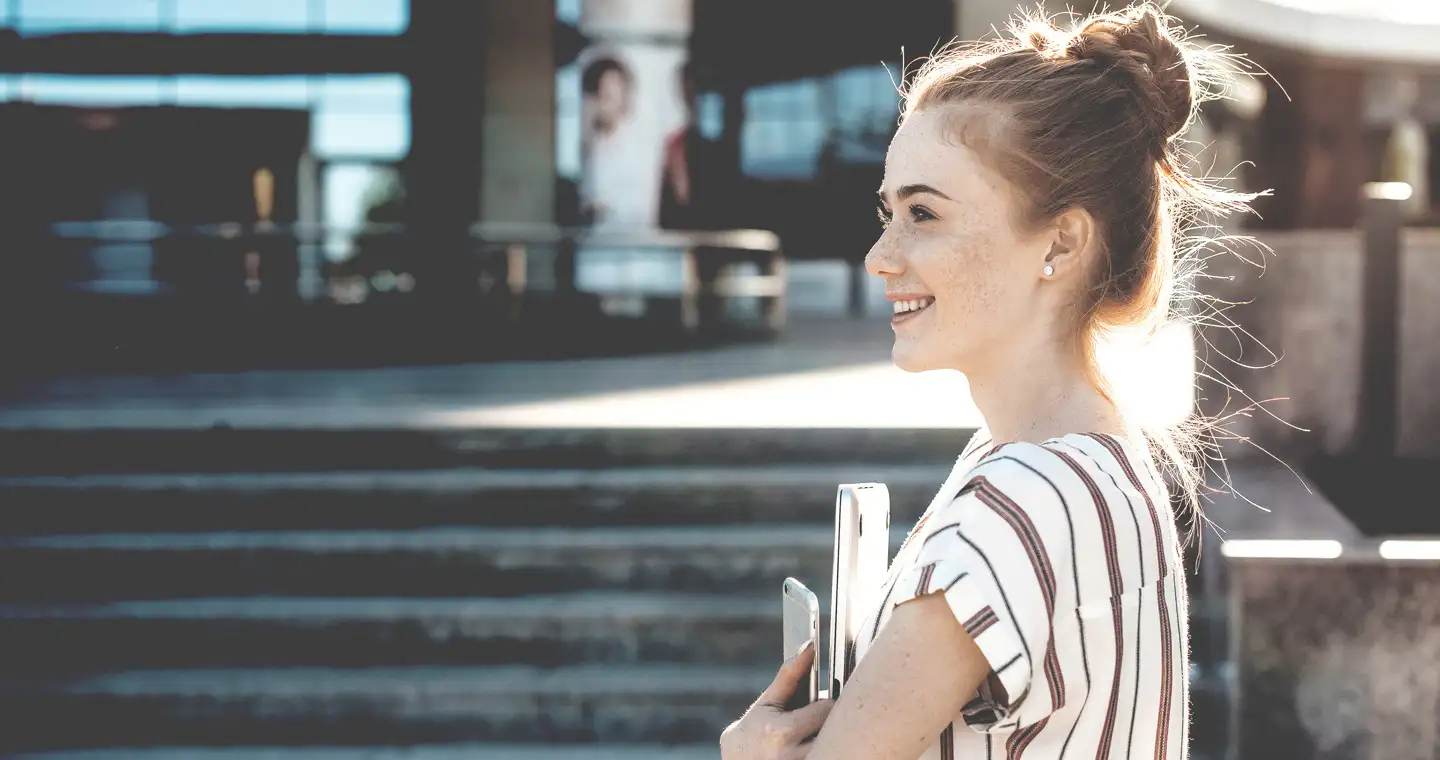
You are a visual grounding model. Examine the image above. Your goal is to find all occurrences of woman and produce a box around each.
[722,4,1258,759]
[580,54,649,228]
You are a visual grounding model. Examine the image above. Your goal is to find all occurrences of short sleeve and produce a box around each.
[888,445,1073,731]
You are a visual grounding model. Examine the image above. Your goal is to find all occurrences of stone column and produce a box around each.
[478,0,556,226]
[405,0,486,303]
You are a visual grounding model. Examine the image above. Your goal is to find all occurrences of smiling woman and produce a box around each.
[722,3,1266,759]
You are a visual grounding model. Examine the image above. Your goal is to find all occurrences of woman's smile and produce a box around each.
[890,296,935,329]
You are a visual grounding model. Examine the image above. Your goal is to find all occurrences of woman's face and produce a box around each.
[595,69,631,126]
[866,106,1054,375]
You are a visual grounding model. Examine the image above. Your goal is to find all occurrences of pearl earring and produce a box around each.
[1043,264,1055,277]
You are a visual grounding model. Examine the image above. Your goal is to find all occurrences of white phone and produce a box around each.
[781,577,820,710]
[828,483,891,699]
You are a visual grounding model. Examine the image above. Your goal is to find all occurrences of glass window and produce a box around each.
[18,75,165,105]
[323,162,402,261]
[12,74,410,160]
[697,92,724,140]
[321,0,407,34]
[16,0,162,35]
[555,0,581,26]
[742,79,824,179]
[172,0,309,33]
[173,75,314,108]
[13,0,406,35]
[311,73,410,159]
[315,74,408,111]
[833,65,898,133]
[312,111,409,160]
[554,63,581,180]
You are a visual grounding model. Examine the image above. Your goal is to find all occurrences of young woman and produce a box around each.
[722,4,1257,759]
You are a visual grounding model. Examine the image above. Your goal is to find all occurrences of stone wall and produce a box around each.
[1202,228,1440,458]
[1231,554,1440,760]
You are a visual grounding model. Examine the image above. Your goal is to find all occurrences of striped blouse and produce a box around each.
[854,430,1190,760]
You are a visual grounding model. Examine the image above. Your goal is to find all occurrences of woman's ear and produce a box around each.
[1042,207,1097,280]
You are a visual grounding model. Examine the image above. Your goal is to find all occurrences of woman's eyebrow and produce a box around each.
[877,183,954,202]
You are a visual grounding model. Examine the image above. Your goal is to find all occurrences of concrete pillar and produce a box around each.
[478,0,556,225]
[1357,186,1405,459]
[405,0,486,302]
[295,148,321,302]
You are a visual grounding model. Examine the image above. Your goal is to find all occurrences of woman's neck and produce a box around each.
[966,348,1127,446]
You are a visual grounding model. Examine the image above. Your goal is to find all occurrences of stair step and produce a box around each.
[0,427,978,476]
[0,464,948,535]
[0,664,768,752]
[0,526,861,602]
[12,744,720,760]
[0,593,782,675]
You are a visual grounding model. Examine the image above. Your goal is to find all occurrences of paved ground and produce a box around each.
[0,313,1199,432]
[0,317,988,430]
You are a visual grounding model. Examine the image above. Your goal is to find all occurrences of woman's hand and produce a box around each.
[720,641,835,760]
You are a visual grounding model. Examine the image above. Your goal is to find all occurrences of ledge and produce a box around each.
[1171,0,1440,65]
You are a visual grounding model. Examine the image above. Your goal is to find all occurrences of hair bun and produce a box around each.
[1066,5,1194,146]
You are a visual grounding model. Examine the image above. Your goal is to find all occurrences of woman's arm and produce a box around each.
[804,593,992,760]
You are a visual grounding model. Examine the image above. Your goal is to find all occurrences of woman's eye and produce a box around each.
[909,205,936,222]
[876,205,893,228]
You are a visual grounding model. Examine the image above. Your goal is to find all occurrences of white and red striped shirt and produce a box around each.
[855,430,1190,760]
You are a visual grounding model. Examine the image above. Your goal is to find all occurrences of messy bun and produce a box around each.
[899,2,1264,531]
[1067,6,1195,148]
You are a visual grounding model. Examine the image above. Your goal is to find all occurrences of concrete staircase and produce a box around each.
[0,425,1229,758]
[0,427,966,758]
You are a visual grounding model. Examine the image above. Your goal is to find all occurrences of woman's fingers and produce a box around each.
[756,640,817,709]
[782,697,836,742]
[720,642,835,760]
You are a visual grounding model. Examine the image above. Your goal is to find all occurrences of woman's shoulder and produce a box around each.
[954,433,1155,512]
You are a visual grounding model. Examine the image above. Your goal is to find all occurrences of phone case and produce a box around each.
[828,483,891,699]
[782,577,820,709]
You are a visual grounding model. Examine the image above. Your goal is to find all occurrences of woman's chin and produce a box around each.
[890,342,934,373]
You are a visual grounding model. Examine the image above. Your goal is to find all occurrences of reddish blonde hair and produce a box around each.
[901,3,1263,522]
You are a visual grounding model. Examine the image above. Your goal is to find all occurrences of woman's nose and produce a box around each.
[864,236,903,279]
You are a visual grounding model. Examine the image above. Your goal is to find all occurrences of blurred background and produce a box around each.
[1,0,1439,758]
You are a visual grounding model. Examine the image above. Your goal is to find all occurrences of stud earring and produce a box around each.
[1043,264,1055,277]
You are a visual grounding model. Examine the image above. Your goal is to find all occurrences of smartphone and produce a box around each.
[782,577,820,710]
[828,483,891,700]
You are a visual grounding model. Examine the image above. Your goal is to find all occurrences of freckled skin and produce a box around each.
[866,107,1055,377]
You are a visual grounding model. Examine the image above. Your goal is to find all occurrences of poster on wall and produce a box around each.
[568,0,693,313]
[575,0,692,231]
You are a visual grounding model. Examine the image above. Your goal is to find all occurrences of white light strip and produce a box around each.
[1221,539,1344,559]
[1378,540,1440,560]
[1364,182,1415,201]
